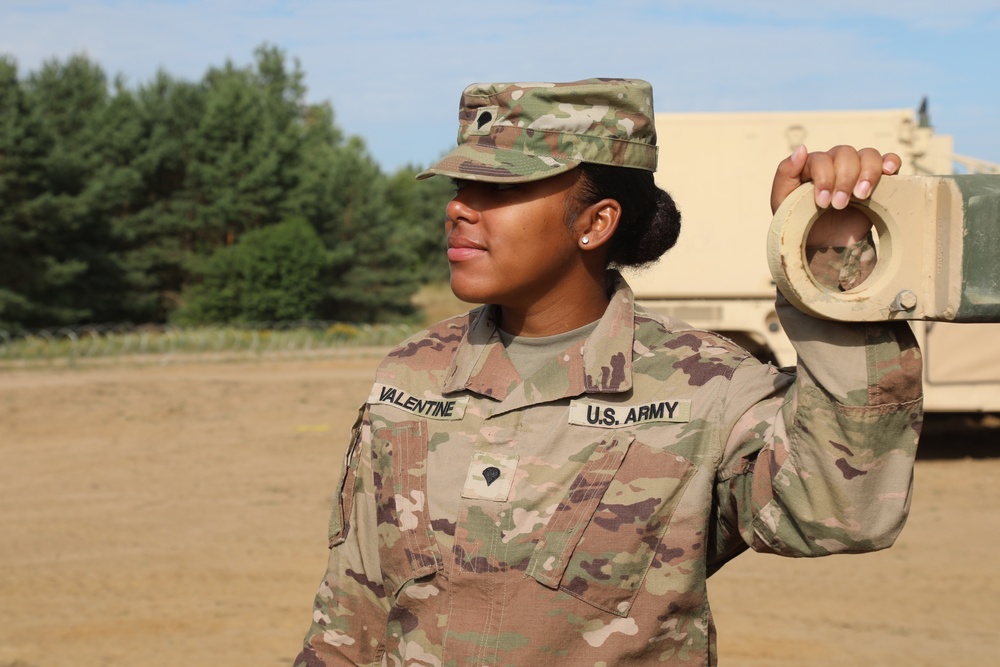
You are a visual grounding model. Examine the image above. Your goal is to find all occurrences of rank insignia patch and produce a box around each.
[462,451,518,502]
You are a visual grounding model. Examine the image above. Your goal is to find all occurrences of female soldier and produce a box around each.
[294,78,922,666]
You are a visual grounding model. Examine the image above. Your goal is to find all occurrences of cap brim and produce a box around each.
[416,144,580,183]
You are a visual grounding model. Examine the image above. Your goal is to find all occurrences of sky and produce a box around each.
[2,0,999,173]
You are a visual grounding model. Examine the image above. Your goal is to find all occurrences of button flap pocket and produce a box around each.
[529,438,698,617]
[372,420,443,599]
[526,435,633,587]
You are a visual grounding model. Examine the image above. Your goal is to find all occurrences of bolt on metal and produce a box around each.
[890,290,918,312]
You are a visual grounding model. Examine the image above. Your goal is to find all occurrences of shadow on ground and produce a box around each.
[918,413,1000,459]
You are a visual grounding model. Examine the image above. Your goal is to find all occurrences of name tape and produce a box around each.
[570,399,691,428]
[369,383,469,421]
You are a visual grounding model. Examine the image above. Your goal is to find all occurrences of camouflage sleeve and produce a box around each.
[294,406,389,667]
[712,239,923,564]
[804,234,878,292]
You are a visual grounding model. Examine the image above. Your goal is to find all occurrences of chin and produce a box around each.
[449,275,495,306]
[449,282,483,305]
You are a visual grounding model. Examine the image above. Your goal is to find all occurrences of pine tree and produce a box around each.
[0,54,127,327]
[0,44,452,328]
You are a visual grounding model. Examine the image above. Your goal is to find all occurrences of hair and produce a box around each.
[568,162,681,269]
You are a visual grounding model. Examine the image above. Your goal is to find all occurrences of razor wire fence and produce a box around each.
[0,320,420,364]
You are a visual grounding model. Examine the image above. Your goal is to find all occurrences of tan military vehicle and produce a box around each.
[627,106,1000,412]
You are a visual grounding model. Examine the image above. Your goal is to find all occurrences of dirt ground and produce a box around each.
[2,354,999,667]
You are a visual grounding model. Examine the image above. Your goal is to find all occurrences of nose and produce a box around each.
[446,193,480,227]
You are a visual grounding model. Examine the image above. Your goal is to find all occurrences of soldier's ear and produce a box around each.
[576,198,621,250]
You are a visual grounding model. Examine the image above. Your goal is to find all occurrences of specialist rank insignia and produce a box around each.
[461,451,518,502]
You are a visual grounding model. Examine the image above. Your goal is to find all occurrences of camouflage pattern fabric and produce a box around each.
[416,78,658,184]
[294,271,923,667]
[806,233,879,292]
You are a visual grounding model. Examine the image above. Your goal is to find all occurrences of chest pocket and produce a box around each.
[371,419,443,601]
[526,435,697,617]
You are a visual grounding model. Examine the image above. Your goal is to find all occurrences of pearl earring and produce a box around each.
[581,236,590,245]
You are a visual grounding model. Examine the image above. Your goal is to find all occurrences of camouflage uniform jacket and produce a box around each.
[296,274,922,667]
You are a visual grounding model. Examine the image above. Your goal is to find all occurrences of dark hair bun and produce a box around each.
[575,163,681,269]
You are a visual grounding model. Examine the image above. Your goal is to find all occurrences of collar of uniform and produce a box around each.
[443,306,521,400]
[441,272,636,404]
[581,271,635,394]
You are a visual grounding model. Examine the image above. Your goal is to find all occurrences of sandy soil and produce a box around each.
[1,354,998,667]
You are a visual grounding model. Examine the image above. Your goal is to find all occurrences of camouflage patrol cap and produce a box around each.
[416,78,658,183]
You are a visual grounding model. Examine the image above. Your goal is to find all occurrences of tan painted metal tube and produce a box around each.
[767,175,1000,322]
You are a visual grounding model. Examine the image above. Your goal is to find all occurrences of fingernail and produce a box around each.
[854,180,871,199]
[832,191,850,210]
[816,189,832,208]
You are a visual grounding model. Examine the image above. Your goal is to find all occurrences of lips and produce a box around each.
[447,235,486,262]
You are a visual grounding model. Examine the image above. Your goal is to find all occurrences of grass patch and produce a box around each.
[0,322,418,363]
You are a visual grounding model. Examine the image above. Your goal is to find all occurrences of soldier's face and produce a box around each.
[445,170,583,311]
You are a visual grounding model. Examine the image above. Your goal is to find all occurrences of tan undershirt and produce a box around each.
[498,320,600,380]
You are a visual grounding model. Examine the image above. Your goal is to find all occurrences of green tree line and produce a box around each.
[0,44,453,329]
